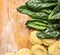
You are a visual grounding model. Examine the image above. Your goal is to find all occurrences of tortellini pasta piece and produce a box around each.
[4,53,15,55]
[16,48,32,55]
[30,31,42,44]
[48,41,60,55]
[42,39,56,46]
[31,44,47,55]
[58,39,60,48]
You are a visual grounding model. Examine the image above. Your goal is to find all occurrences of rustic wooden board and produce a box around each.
[0,0,32,55]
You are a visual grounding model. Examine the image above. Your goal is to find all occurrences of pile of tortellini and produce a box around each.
[4,31,60,55]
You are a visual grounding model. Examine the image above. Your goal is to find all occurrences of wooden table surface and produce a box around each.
[0,0,32,55]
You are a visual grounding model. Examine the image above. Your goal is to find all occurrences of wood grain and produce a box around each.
[0,0,32,55]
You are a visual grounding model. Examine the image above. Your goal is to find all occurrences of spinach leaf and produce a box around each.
[41,9,52,14]
[26,0,57,11]
[53,24,60,30]
[17,5,51,20]
[26,20,48,30]
[48,5,60,20]
[48,0,60,20]
[17,0,60,39]
[37,25,60,39]
[48,20,59,24]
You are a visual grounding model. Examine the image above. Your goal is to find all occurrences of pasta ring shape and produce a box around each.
[42,39,56,46]
[16,48,32,55]
[48,41,60,55]
[30,31,42,45]
[31,44,47,55]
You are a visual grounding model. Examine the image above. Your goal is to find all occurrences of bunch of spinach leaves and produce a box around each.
[17,0,60,39]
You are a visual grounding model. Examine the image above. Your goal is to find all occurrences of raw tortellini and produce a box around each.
[30,31,56,46]
[16,48,32,55]
[58,39,60,48]
[30,31,42,44]
[31,44,47,55]
[42,39,56,46]
[4,31,60,55]
[48,41,60,55]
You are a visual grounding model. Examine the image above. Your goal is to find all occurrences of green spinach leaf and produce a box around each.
[26,20,48,30]
[48,0,60,20]
[26,0,57,11]
[37,25,60,39]
[17,0,60,39]
[17,5,51,20]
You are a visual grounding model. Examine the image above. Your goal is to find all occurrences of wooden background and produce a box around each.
[0,0,32,55]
